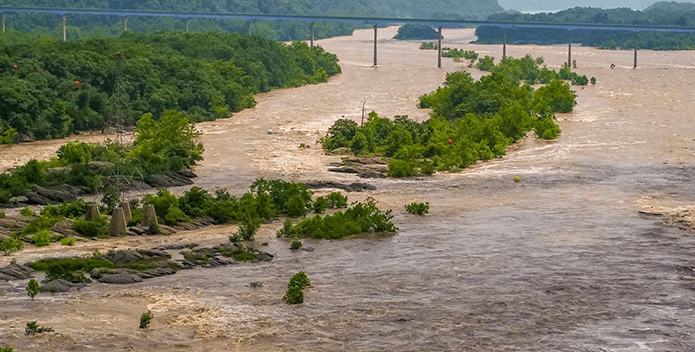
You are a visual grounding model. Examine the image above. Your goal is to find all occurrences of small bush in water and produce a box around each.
[405,202,430,215]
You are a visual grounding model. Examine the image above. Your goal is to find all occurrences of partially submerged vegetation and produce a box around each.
[0,109,202,208]
[284,271,311,304]
[321,55,584,177]
[405,202,430,215]
[277,197,397,240]
[395,24,440,40]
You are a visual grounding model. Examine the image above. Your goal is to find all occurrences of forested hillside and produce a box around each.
[477,2,695,50]
[0,30,340,142]
[0,0,505,42]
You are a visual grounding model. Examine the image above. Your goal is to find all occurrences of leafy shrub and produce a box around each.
[164,207,188,225]
[60,237,77,246]
[0,211,5,218]
[177,187,214,218]
[26,279,42,300]
[419,42,437,50]
[33,230,51,247]
[41,199,88,218]
[590,77,596,85]
[146,188,179,220]
[25,321,53,334]
[0,237,24,255]
[283,286,304,305]
[276,218,296,238]
[327,192,348,208]
[140,311,153,329]
[0,346,17,352]
[288,271,311,289]
[231,217,262,242]
[534,79,577,113]
[20,207,36,217]
[312,196,330,214]
[405,202,430,215]
[72,216,109,238]
[476,56,496,71]
[290,240,303,250]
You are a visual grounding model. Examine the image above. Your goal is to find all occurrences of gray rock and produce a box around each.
[102,250,143,264]
[0,264,33,281]
[141,267,176,277]
[92,268,143,284]
[41,279,86,293]
[137,249,171,259]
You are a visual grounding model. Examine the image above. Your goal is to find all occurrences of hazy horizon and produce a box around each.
[499,0,695,12]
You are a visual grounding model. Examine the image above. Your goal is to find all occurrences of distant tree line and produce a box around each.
[477,3,695,50]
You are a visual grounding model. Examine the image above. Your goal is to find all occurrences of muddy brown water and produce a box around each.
[2,27,695,351]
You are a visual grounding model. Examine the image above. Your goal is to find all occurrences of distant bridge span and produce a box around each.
[2,7,694,67]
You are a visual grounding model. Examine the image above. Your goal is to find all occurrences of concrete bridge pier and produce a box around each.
[123,18,128,31]
[185,19,189,32]
[634,45,638,68]
[62,15,66,41]
[310,22,314,47]
[438,27,442,67]
[373,25,378,66]
[567,36,572,67]
[248,21,252,36]
[503,31,507,58]
[2,14,5,33]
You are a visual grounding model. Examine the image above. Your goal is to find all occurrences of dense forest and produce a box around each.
[477,2,695,50]
[0,30,340,142]
[0,0,505,41]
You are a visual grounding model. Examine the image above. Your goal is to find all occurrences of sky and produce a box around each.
[497,0,695,12]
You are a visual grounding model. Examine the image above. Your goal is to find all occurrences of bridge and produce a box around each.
[2,7,695,68]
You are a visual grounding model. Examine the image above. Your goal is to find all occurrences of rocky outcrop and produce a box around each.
[146,170,197,188]
[0,263,33,281]
[41,279,87,293]
[90,268,144,284]
[305,181,377,192]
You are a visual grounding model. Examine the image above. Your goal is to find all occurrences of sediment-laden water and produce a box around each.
[1,27,695,351]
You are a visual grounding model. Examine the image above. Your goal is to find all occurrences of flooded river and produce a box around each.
[1,27,695,351]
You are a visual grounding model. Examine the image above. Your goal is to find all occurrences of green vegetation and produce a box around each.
[60,237,77,246]
[290,240,303,250]
[478,4,695,50]
[25,321,53,335]
[395,24,440,40]
[30,257,115,282]
[283,286,304,304]
[322,55,580,177]
[0,347,17,352]
[139,311,152,329]
[405,202,429,215]
[26,279,42,299]
[283,271,311,304]
[312,192,348,214]
[419,42,438,50]
[277,198,397,240]
[0,30,340,144]
[288,271,311,289]
[33,230,51,247]
[442,49,479,61]
[0,110,202,207]
[0,237,23,255]
[72,216,109,238]
[20,208,36,217]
